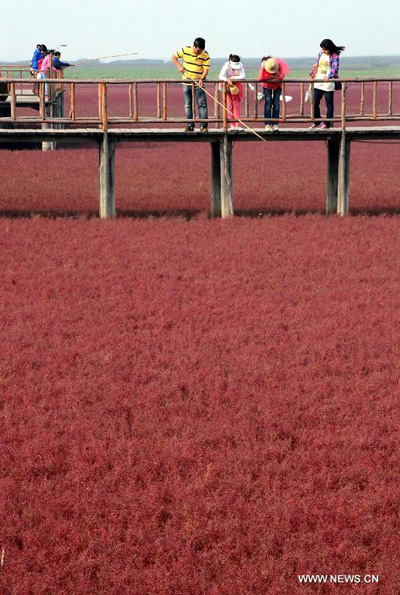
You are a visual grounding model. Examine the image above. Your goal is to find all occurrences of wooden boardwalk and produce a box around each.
[1,73,400,218]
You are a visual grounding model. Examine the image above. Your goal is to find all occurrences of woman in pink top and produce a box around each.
[258,56,290,132]
[37,51,56,97]
[219,54,246,131]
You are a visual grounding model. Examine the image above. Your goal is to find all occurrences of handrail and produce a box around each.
[0,77,399,131]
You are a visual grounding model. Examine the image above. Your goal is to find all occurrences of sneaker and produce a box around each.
[199,127,208,133]
[228,126,236,131]
[184,125,194,132]
[265,124,272,132]
[272,125,279,132]
[235,126,244,131]
[309,123,318,129]
[317,123,329,130]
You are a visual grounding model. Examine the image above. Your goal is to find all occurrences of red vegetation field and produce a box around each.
[0,140,399,217]
[1,216,400,593]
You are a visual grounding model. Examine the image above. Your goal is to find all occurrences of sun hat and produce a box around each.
[264,58,279,74]
[230,62,241,70]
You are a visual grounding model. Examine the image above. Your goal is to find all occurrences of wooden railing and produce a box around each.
[0,77,399,129]
[0,65,32,79]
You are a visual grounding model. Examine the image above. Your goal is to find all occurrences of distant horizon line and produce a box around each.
[1,53,400,64]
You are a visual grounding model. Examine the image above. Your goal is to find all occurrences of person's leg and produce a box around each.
[263,88,272,123]
[183,84,194,130]
[324,91,334,127]
[227,93,234,127]
[195,86,208,130]
[233,95,242,127]
[313,88,323,122]
[272,88,282,123]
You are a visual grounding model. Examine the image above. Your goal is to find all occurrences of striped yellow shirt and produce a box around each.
[174,46,210,85]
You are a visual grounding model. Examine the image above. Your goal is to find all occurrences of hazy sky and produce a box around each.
[3,0,399,62]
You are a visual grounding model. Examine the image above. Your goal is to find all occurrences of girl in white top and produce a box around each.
[219,54,246,131]
[309,39,345,129]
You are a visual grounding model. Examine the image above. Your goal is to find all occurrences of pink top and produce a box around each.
[258,58,290,89]
[40,55,56,73]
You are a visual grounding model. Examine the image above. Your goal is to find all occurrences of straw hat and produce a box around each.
[229,84,240,95]
[264,58,279,74]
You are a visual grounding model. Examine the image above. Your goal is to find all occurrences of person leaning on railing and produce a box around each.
[37,50,56,98]
[218,54,246,131]
[171,37,210,132]
[309,38,345,130]
[52,51,75,71]
[258,56,290,132]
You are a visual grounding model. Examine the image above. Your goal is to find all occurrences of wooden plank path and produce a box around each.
[1,72,400,218]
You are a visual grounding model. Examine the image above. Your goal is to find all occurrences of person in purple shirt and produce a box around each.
[309,39,345,129]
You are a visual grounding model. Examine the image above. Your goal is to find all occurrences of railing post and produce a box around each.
[162,82,167,121]
[300,82,305,116]
[157,82,161,119]
[10,82,16,121]
[388,81,393,116]
[70,83,76,122]
[372,81,377,120]
[191,81,196,128]
[360,82,365,116]
[310,80,315,123]
[213,82,219,128]
[133,82,138,122]
[281,82,286,122]
[101,82,108,130]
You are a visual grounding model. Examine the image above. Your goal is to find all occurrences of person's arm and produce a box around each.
[171,51,184,73]
[198,54,210,87]
[310,53,320,78]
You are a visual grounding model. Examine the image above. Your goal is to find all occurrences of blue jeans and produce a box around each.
[183,84,208,129]
[313,88,334,127]
[263,87,281,123]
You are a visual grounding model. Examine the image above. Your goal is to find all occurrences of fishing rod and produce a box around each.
[75,52,139,66]
[183,73,267,143]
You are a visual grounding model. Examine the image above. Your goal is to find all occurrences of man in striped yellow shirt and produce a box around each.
[172,38,210,132]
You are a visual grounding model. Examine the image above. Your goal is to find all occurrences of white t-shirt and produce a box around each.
[314,53,334,92]
[218,61,246,82]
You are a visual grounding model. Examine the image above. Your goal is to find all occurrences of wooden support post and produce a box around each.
[99,133,116,218]
[337,82,350,215]
[42,101,54,152]
[219,134,234,218]
[211,141,221,217]
[337,134,351,215]
[326,139,340,215]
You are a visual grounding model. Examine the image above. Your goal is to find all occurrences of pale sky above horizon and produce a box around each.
[3,0,400,63]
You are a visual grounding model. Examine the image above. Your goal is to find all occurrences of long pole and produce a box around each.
[75,53,138,66]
